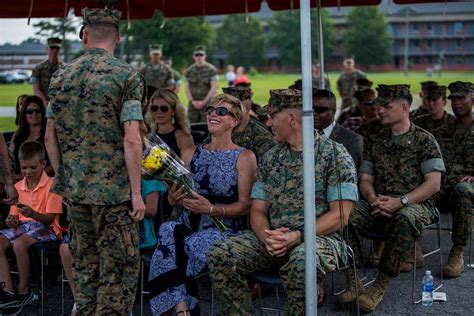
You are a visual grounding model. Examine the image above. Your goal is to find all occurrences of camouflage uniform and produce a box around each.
[352,85,445,278]
[337,78,373,125]
[31,59,63,100]
[432,81,473,248]
[208,89,359,316]
[354,119,385,151]
[140,62,174,90]
[46,8,143,315]
[413,85,455,133]
[409,80,438,120]
[336,69,366,110]
[185,58,217,123]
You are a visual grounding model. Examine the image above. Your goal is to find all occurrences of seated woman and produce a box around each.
[147,94,257,316]
[9,95,53,181]
[146,88,194,157]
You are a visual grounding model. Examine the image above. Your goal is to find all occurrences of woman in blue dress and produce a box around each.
[148,94,257,316]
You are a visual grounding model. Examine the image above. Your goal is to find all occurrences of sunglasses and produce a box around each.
[25,109,43,115]
[49,46,60,50]
[194,53,204,57]
[205,106,235,117]
[313,106,332,114]
[363,100,375,106]
[150,105,170,113]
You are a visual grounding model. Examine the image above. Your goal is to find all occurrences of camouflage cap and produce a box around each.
[288,79,318,90]
[193,45,206,55]
[355,78,373,90]
[256,89,302,115]
[149,44,163,54]
[374,84,411,106]
[47,37,62,48]
[81,8,122,27]
[420,80,438,92]
[222,86,252,102]
[447,81,472,99]
[425,85,447,100]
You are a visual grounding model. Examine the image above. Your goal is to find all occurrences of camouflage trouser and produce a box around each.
[348,200,435,278]
[208,230,344,316]
[435,182,473,247]
[187,102,207,123]
[67,201,140,315]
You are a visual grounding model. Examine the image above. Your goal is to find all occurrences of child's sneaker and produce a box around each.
[1,290,37,315]
[0,288,19,309]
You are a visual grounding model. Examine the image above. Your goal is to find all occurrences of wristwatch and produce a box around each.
[400,195,409,207]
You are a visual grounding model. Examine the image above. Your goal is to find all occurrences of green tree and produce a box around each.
[342,7,391,68]
[33,16,79,62]
[269,9,335,68]
[121,13,215,71]
[216,14,265,68]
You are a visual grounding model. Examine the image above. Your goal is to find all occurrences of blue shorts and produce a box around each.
[0,221,57,245]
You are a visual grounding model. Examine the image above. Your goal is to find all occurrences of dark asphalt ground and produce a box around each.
[8,213,474,315]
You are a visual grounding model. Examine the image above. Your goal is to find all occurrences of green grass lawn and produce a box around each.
[0,117,16,133]
[0,83,32,106]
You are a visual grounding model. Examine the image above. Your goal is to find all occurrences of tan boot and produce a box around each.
[443,245,464,278]
[358,273,391,313]
[336,269,366,306]
[400,241,425,272]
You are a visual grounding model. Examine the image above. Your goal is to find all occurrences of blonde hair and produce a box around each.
[209,94,244,121]
[146,89,191,134]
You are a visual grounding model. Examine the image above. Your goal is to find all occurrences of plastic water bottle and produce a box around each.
[422,270,434,306]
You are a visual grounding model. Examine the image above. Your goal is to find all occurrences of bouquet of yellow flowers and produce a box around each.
[142,134,228,231]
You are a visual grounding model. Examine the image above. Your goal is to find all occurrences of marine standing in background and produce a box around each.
[31,37,64,106]
[44,8,145,315]
[336,56,366,111]
[184,45,218,123]
[140,44,174,90]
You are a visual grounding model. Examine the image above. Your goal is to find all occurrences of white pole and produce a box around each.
[317,1,325,89]
[299,0,317,315]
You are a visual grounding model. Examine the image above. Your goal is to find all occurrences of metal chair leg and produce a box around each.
[40,247,44,316]
[61,268,64,315]
[210,285,214,316]
[140,260,144,316]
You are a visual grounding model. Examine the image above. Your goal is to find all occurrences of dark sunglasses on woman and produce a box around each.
[205,106,235,117]
[25,109,43,115]
[150,105,170,113]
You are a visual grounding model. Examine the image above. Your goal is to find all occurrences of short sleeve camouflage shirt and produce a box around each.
[46,47,144,205]
[184,61,217,100]
[231,119,276,163]
[251,132,358,231]
[140,61,174,89]
[31,60,63,99]
[413,111,455,133]
[360,123,445,197]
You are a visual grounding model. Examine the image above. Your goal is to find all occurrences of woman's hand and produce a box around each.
[182,192,212,215]
[165,181,188,206]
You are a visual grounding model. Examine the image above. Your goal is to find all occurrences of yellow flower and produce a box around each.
[142,147,167,173]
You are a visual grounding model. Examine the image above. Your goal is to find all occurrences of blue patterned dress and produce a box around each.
[148,145,246,315]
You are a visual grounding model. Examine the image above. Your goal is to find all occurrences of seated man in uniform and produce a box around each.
[414,85,455,133]
[337,84,445,313]
[208,89,358,315]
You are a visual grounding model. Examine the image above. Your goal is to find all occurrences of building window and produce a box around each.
[427,56,433,63]
[413,56,420,64]
[456,39,462,48]
[426,39,433,47]
[454,22,463,33]
[455,56,463,64]
[412,23,419,32]
[413,39,420,47]
[427,23,433,31]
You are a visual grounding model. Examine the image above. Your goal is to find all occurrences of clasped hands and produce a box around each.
[369,194,402,218]
[264,227,301,257]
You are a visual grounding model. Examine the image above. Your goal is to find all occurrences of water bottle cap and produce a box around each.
[425,270,431,275]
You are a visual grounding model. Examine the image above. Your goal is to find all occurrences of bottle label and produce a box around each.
[422,284,433,292]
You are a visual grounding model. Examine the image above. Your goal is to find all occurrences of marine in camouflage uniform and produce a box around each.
[432,81,473,278]
[337,78,373,125]
[140,44,174,90]
[336,57,366,110]
[409,80,438,119]
[413,85,455,133]
[208,89,358,316]
[340,84,445,313]
[184,45,218,123]
[46,8,144,315]
[31,37,64,104]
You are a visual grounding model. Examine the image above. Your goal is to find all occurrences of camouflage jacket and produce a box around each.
[336,69,366,100]
[355,119,385,151]
[184,61,217,100]
[360,123,445,197]
[251,132,358,231]
[433,120,474,187]
[140,61,174,89]
[409,106,429,120]
[31,59,64,99]
[413,111,455,133]
[47,47,144,205]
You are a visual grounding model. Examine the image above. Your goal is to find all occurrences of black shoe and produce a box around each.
[0,290,37,315]
[0,289,19,309]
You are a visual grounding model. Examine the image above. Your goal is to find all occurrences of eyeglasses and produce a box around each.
[194,53,204,57]
[49,46,60,50]
[25,109,43,115]
[205,106,235,117]
[313,106,332,114]
[150,105,170,113]
[363,100,375,106]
